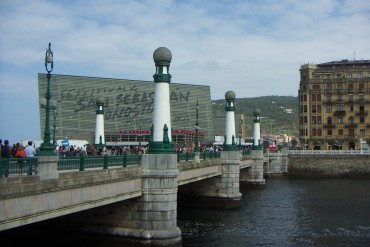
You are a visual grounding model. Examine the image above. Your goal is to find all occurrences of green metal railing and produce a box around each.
[57,153,142,171]
[0,158,38,177]
[0,151,223,177]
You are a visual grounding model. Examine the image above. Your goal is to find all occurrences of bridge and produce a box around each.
[0,151,260,235]
[2,149,369,244]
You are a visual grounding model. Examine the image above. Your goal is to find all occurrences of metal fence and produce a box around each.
[0,151,223,177]
[0,158,38,177]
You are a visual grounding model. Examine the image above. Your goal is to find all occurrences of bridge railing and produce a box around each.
[1,151,223,177]
[0,158,38,177]
[287,149,370,155]
[176,151,221,162]
[57,153,142,171]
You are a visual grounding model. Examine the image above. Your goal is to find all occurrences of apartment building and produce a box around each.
[298,59,370,150]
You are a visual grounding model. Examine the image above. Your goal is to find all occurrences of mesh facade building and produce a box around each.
[38,74,214,146]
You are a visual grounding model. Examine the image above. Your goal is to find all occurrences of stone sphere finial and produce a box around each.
[225,91,236,100]
[253,108,261,116]
[153,47,172,66]
[96,96,105,106]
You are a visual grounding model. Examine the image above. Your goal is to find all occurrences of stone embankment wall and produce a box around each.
[288,154,370,178]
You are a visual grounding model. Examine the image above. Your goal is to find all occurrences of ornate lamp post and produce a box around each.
[38,43,55,155]
[239,117,242,149]
[194,100,199,152]
[51,100,57,146]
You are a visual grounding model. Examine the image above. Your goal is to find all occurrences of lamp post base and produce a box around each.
[38,143,56,156]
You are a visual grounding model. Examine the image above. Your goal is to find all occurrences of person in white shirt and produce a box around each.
[24,141,36,175]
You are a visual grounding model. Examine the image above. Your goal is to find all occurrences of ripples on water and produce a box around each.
[178,179,370,247]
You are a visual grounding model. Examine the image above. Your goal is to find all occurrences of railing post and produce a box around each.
[27,159,33,175]
[79,156,85,171]
[123,153,127,167]
[177,152,180,162]
[103,154,108,169]
[0,160,4,177]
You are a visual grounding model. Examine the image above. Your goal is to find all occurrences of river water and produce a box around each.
[1,178,370,246]
[179,178,370,247]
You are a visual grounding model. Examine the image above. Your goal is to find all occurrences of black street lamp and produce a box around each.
[194,100,199,152]
[38,43,55,155]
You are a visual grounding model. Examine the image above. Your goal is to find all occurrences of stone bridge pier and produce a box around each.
[178,150,242,208]
[67,153,181,246]
[240,149,265,187]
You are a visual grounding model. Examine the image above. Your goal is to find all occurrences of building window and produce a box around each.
[359,94,364,100]
[312,94,316,102]
[347,74,352,79]
[312,116,316,124]
[327,129,332,136]
[337,95,343,102]
[304,105,307,113]
[348,105,354,112]
[304,95,307,101]
[348,94,353,102]
[358,73,363,79]
[326,105,332,113]
[360,129,365,137]
[337,104,344,111]
[360,116,365,123]
[338,129,344,136]
[312,128,317,136]
[327,117,332,124]
[337,74,341,79]
[317,105,321,113]
[326,95,331,103]
[317,129,322,136]
[348,129,354,136]
[337,117,343,124]
[317,116,322,124]
[312,105,316,113]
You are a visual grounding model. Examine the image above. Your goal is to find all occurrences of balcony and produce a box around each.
[322,100,332,104]
[355,111,368,116]
[356,99,366,103]
[344,123,357,128]
[323,123,336,128]
[334,110,346,116]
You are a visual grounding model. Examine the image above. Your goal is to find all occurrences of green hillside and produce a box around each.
[212,96,299,137]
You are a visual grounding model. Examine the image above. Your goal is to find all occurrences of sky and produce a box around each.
[0,0,369,145]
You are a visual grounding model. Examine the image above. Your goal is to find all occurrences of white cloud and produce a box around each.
[0,0,370,143]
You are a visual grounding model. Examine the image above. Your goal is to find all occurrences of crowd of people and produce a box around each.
[0,139,37,177]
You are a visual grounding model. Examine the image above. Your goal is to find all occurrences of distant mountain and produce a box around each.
[212,96,299,137]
